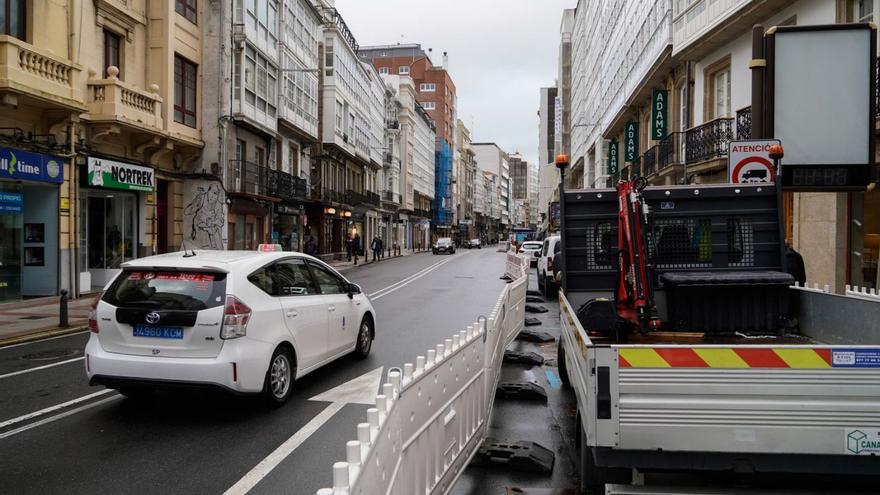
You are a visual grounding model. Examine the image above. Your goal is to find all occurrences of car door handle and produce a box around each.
[328,305,336,312]
[286,310,298,318]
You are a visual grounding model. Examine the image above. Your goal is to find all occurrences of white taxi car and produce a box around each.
[85,248,376,405]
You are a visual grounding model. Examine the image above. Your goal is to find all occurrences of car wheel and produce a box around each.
[539,271,546,295]
[557,338,571,388]
[263,346,294,405]
[354,316,373,359]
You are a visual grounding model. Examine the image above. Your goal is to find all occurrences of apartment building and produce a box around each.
[564,0,878,291]
[455,119,477,241]
[0,0,209,300]
[472,143,511,234]
[359,44,458,234]
[537,86,560,232]
[381,73,437,251]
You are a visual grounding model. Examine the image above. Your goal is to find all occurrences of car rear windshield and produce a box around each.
[102,271,228,311]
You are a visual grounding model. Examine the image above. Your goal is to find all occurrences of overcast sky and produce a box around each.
[334,0,576,166]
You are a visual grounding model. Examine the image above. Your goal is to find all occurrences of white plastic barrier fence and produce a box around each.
[504,251,529,280]
[317,254,530,495]
[846,284,880,301]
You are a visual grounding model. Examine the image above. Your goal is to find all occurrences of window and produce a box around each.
[105,271,227,310]
[704,55,731,120]
[398,66,410,75]
[420,83,436,92]
[103,30,122,79]
[307,262,348,294]
[1,0,26,40]
[246,0,278,46]
[379,67,389,75]
[174,55,197,127]
[248,266,276,295]
[175,0,197,24]
[854,0,874,22]
[255,146,265,166]
[275,259,318,296]
[422,101,436,110]
[243,47,277,117]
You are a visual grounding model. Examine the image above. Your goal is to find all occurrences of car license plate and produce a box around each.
[134,325,184,339]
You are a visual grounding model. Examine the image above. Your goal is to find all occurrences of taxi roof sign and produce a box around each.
[258,244,283,252]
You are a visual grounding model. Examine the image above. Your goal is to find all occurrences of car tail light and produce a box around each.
[547,257,553,271]
[88,292,103,333]
[221,295,251,339]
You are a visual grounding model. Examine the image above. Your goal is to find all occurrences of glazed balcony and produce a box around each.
[0,35,84,111]
[87,66,163,133]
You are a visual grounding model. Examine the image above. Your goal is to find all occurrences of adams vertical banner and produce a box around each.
[624,122,639,162]
[652,89,668,140]
[608,140,619,175]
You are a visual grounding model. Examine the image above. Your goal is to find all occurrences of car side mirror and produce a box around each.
[347,283,361,298]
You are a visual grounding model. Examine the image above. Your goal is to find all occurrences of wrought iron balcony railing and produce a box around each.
[268,169,308,201]
[345,190,366,206]
[736,106,752,140]
[685,117,734,164]
[365,191,381,207]
[382,191,401,204]
[642,146,657,177]
[228,160,269,196]
[658,131,684,170]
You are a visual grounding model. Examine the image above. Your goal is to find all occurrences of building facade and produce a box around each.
[563,0,879,292]
[455,119,476,242]
[537,86,559,233]
[359,44,458,237]
[472,143,511,235]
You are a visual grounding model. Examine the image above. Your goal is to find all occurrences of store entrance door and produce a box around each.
[0,204,22,301]
[82,191,137,290]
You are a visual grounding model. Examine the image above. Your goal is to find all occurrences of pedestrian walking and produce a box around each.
[352,233,361,265]
[371,236,382,262]
[304,236,318,257]
[345,235,353,262]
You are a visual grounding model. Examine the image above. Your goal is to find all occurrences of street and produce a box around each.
[0,249,507,495]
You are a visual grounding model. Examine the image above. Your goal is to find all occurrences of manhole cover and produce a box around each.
[19,316,47,320]
[21,349,80,361]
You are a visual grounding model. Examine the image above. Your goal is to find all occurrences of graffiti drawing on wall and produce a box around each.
[184,182,226,250]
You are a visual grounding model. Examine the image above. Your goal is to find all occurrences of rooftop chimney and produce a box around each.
[443,52,448,70]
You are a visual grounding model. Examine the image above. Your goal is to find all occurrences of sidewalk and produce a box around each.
[0,296,92,346]
[327,248,429,273]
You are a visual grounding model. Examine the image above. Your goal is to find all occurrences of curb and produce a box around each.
[334,251,430,273]
[0,325,89,348]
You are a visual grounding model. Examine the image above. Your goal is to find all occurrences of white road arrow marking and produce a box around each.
[223,366,384,495]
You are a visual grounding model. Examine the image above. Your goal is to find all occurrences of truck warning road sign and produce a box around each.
[728,139,780,184]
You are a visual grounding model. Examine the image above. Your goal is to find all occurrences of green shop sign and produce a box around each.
[624,121,639,162]
[608,140,618,175]
[652,89,668,140]
[87,157,154,192]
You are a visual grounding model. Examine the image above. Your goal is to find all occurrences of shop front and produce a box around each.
[80,157,153,292]
[0,147,64,301]
[228,198,269,251]
[274,203,304,252]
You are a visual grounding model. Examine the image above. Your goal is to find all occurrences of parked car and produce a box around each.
[518,241,543,267]
[433,237,455,255]
[85,249,376,405]
[537,235,561,296]
[468,239,482,249]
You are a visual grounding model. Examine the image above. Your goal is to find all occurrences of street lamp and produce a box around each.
[555,154,570,293]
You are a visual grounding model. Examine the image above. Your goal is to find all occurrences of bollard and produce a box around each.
[332,462,350,492]
[59,289,69,328]
[416,356,426,374]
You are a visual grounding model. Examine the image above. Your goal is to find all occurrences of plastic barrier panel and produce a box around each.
[317,255,529,495]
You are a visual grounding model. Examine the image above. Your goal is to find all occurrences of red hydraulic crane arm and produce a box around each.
[615,179,661,333]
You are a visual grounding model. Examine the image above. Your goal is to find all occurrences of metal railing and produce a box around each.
[365,191,381,206]
[413,208,431,218]
[642,145,657,177]
[344,189,365,206]
[736,106,752,140]
[268,169,308,201]
[685,117,734,164]
[657,131,684,170]
[228,160,269,196]
[316,254,529,495]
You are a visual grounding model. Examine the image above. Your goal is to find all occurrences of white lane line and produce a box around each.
[223,401,347,495]
[369,257,455,300]
[0,331,88,350]
[0,394,122,440]
[0,389,116,430]
[0,357,84,380]
[366,259,445,298]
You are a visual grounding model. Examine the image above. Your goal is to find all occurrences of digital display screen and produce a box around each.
[781,165,870,190]
[789,168,848,187]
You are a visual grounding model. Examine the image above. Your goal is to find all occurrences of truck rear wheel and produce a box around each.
[557,338,571,388]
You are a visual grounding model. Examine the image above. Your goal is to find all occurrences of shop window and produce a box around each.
[176,0,197,24]
[103,30,122,79]
[851,190,879,290]
[0,0,25,40]
[174,55,198,128]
